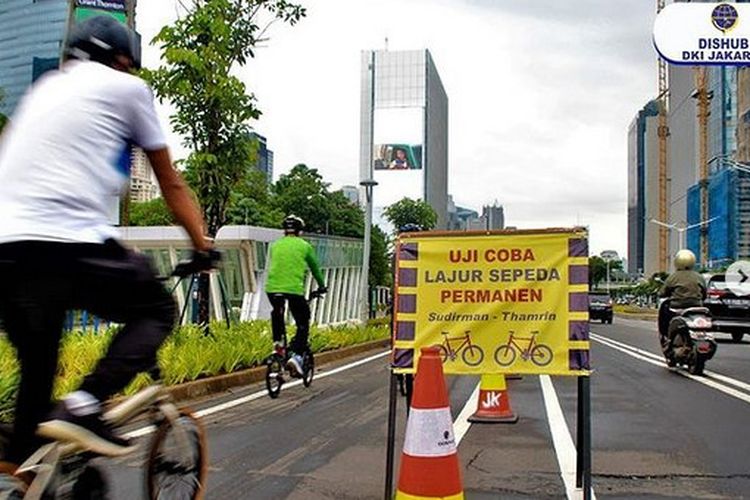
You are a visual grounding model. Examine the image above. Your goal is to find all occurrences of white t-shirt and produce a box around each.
[0,60,167,244]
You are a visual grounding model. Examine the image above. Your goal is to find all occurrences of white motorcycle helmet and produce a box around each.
[674,249,696,271]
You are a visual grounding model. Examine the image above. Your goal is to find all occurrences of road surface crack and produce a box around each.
[466,450,488,473]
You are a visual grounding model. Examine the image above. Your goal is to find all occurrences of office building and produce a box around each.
[737,67,750,163]
[341,185,360,205]
[249,132,274,182]
[359,49,449,228]
[0,1,137,117]
[447,195,479,230]
[678,0,750,268]
[627,100,660,277]
[666,65,700,264]
[129,148,159,203]
[686,60,749,267]
[481,203,505,230]
[0,0,68,115]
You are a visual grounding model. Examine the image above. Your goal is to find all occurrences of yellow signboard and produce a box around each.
[391,228,591,376]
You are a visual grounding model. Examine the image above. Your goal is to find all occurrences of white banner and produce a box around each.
[654,3,750,65]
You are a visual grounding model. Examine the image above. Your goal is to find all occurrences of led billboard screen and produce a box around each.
[74,0,127,22]
[374,144,423,170]
[76,0,126,11]
[372,107,425,207]
[74,7,127,22]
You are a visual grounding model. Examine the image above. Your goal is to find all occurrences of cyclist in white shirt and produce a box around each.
[0,16,214,477]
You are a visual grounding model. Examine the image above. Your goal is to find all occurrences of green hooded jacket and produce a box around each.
[265,236,326,296]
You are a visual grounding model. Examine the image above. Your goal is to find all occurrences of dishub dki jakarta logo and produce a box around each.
[712,3,739,33]
[686,3,747,62]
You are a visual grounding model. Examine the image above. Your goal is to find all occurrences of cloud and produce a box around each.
[136,0,657,256]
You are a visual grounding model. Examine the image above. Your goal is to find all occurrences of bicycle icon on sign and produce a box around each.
[494,330,553,367]
[436,331,484,366]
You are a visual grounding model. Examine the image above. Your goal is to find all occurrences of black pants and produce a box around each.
[267,293,310,354]
[0,240,176,463]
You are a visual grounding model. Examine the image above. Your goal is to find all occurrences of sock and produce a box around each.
[64,391,101,416]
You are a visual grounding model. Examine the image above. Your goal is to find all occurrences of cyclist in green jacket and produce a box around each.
[266,215,327,375]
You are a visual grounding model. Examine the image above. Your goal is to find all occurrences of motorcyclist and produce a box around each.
[265,215,327,375]
[0,15,214,485]
[658,249,707,351]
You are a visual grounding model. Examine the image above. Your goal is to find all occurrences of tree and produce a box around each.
[383,198,438,234]
[145,0,304,325]
[590,256,623,289]
[129,198,175,226]
[226,168,282,227]
[327,190,364,238]
[144,0,305,236]
[272,164,333,234]
[369,225,391,288]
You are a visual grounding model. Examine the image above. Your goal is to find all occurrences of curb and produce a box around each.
[615,312,657,321]
[164,338,390,403]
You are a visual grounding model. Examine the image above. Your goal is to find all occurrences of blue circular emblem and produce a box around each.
[712,3,739,33]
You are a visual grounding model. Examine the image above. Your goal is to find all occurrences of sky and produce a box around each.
[135,0,659,257]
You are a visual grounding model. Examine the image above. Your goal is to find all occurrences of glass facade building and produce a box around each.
[0,0,69,116]
[249,132,274,182]
[627,100,660,277]
[707,66,738,171]
[686,61,746,268]
[359,49,449,228]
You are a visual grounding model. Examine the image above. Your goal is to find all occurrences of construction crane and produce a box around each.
[695,67,710,265]
[657,0,669,271]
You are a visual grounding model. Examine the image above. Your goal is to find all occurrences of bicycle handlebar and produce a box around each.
[171,249,222,278]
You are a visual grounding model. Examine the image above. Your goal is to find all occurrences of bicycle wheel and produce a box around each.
[302,352,315,387]
[530,345,553,367]
[435,345,449,363]
[461,345,484,366]
[146,409,207,500]
[265,356,284,399]
[494,345,516,367]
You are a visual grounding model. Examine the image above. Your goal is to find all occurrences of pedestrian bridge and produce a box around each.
[118,225,366,326]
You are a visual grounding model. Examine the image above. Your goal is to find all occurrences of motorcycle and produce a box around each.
[658,299,717,375]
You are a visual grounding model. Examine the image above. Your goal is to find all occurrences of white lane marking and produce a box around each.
[124,350,391,439]
[590,332,663,361]
[703,370,750,394]
[540,375,596,500]
[590,334,750,405]
[612,316,655,328]
[452,382,479,445]
[591,332,750,394]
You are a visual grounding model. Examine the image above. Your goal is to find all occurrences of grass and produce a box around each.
[0,320,389,423]
[614,304,658,315]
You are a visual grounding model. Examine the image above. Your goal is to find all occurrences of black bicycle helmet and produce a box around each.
[66,15,142,69]
[282,215,305,233]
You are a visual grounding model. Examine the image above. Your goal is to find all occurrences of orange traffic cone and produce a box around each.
[395,347,464,500]
[468,374,518,424]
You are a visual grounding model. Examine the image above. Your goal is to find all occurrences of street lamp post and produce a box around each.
[605,258,611,293]
[649,217,718,253]
[360,179,378,322]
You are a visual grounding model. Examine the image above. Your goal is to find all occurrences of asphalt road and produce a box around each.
[100,317,750,499]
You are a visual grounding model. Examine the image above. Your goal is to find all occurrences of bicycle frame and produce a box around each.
[441,331,472,356]
[506,331,540,355]
[16,384,193,500]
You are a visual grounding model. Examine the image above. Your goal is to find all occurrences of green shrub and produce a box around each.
[0,320,389,421]
[0,338,19,423]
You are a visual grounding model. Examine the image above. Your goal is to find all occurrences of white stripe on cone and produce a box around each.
[402,407,457,457]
